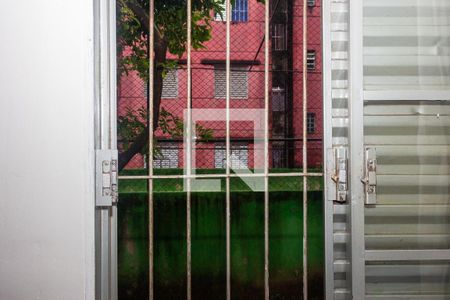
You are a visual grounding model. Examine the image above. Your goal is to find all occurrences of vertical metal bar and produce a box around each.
[225,0,232,299]
[148,0,155,299]
[349,0,365,297]
[264,0,270,298]
[322,0,336,297]
[108,0,118,298]
[110,206,118,300]
[302,0,308,298]
[186,0,193,299]
[98,2,111,299]
[100,210,110,300]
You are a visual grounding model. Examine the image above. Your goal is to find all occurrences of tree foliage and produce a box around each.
[116,0,262,170]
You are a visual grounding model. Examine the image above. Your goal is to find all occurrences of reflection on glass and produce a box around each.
[117,0,324,298]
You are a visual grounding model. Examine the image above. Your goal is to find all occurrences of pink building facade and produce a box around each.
[118,0,322,170]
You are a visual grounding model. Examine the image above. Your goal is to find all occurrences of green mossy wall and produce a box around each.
[118,191,324,299]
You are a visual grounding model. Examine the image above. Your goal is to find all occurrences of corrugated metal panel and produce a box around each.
[329,0,351,297]
[363,102,450,297]
[363,0,450,91]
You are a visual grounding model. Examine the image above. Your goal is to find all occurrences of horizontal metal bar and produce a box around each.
[119,137,324,143]
[364,91,450,101]
[118,172,323,180]
[365,249,450,261]
[366,295,450,300]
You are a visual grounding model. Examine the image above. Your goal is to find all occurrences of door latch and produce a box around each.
[362,147,377,205]
[331,147,348,203]
[96,149,118,206]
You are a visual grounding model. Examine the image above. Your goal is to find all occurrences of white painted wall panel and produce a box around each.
[0,1,95,299]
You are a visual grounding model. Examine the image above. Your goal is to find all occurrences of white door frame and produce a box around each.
[94,0,118,299]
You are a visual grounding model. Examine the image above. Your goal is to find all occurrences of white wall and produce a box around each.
[0,1,95,299]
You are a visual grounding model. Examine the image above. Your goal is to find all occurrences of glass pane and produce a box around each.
[116,0,324,298]
[363,0,450,91]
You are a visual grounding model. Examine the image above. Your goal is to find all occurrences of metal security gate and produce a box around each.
[109,0,324,299]
[347,0,450,298]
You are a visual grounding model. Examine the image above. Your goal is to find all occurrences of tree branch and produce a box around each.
[118,0,168,171]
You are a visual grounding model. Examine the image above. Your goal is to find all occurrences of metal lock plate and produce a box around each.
[332,147,348,203]
[363,147,377,205]
[96,149,119,206]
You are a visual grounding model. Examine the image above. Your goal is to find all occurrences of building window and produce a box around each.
[272,142,286,168]
[215,144,249,169]
[307,50,316,71]
[215,0,248,22]
[272,87,285,112]
[144,69,178,99]
[272,24,287,51]
[232,0,248,22]
[307,113,315,134]
[307,0,315,7]
[214,66,248,99]
[153,143,179,168]
[161,69,178,99]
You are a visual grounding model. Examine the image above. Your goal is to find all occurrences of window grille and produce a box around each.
[307,112,315,134]
[272,87,285,112]
[153,143,179,168]
[272,143,285,168]
[214,144,249,169]
[214,66,248,99]
[307,50,316,71]
[215,0,248,22]
[272,24,287,51]
[232,0,248,22]
[161,69,178,99]
[144,69,178,99]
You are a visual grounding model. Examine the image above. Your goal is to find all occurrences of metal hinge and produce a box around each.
[362,147,377,205]
[96,149,118,206]
[331,147,348,203]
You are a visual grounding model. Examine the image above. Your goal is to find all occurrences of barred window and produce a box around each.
[232,0,248,22]
[214,66,248,99]
[153,143,179,169]
[272,24,287,51]
[214,144,249,169]
[307,113,316,134]
[272,87,285,112]
[307,50,316,71]
[161,69,178,99]
[215,0,248,22]
[143,69,178,99]
[272,143,286,168]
